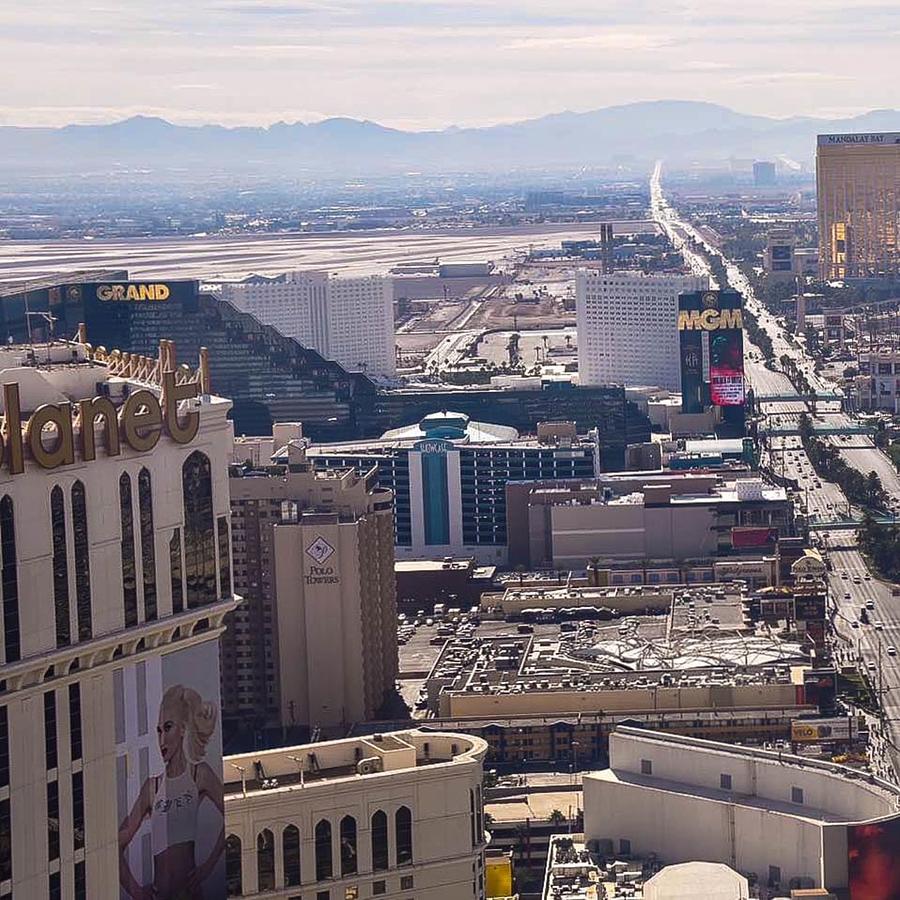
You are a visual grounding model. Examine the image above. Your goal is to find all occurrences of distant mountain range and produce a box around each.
[3,100,900,176]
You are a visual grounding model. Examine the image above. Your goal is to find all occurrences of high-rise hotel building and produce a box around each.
[214,271,396,378]
[225,427,397,739]
[576,271,709,390]
[0,336,237,898]
[817,132,900,280]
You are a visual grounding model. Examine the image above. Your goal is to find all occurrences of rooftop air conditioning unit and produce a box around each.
[356,757,384,776]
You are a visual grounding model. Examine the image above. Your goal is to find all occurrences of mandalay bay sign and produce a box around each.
[0,371,200,474]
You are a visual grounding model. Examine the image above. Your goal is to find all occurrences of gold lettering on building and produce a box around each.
[79,396,121,461]
[96,283,171,302]
[120,390,162,453]
[0,379,199,474]
[677,308,743,331]
[25,403,75,469]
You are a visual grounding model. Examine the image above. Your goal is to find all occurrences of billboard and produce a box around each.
[848,816,900,899]
[803,668,837,710]
[794,593,827,621]
[117,640,225,899]
[709,329,745,406]
[791,716,852,743]
[731,526,778,549]
[678,290,745,414]
[74,280,198,306]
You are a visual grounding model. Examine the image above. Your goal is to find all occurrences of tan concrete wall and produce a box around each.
[444,682,799,719]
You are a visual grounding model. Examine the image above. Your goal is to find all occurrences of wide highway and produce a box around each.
[652,164,900,778]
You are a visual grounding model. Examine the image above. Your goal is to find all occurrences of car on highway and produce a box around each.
[867,600,875,610]
[845,592,852,600]
[851,620,860,628]
[876,622,885,630]
[889,647,897,656]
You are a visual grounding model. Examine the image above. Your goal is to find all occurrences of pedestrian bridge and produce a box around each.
[761,424,875,436]
[808,515,896,531]
[755,392,843,403]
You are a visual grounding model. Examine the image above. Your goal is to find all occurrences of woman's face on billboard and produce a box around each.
[157,704,185,765]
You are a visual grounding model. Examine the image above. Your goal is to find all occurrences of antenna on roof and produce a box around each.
[26,311,57,363]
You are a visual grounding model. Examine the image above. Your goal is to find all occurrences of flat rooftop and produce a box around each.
[223,729,484,800]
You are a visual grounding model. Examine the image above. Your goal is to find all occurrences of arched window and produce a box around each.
[371,810,389,872]
[283,824,301,887]
[315,818,333,881]
[71,481,92,641]
[169,528,184,614]
[340,815,358,877]
[257,828,275,891]
[119,473,138,627]
[138,469,157,622]
[50,486,70,647]
[182,451,216,609]
[396,806,413,866]
[0,496,20,663]
[225,833,242,896]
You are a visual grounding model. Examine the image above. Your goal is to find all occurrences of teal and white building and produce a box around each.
[307,412,598,564]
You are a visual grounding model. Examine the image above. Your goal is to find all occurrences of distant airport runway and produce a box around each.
[0,221,657,281]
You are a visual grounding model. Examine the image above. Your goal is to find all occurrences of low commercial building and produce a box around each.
[309,413,598,565]
[585,727,900,896]
[395,557,497,611]
[541,837,751,900]
[223,729,488,900]
[508,471,793,570]
[425,595,813,721]
[855,349,900,412]
[226,430,397,736]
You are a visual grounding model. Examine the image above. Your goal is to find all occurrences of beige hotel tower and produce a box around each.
[0,337,237,898]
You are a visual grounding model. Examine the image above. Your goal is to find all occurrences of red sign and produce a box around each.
[732,527,778,549]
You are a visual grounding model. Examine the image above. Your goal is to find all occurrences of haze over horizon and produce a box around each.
[2,0,899,130]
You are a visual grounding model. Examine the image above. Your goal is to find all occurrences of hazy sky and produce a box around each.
[2,0,898,129]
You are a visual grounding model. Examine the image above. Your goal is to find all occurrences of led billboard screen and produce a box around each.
[709,330,745,406]
[117,640,225,899]
[848,817,900,899]
[678,290,745,414]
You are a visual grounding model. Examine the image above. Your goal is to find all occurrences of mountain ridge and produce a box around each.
[2,100,898,176]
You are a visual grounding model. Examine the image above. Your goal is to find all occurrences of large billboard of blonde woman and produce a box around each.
[115,640,225,900]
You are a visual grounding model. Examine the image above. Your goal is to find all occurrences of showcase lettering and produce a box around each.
[677,308,743,331]
[97,283,171,302]
[0,372,199,475]
[305,565,339,586]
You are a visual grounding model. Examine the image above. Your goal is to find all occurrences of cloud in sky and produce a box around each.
[0,0,897,128]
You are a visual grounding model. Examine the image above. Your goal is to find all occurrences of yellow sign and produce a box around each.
[677,308,743,331]
[0,372,198,475]
[96,283,171,302]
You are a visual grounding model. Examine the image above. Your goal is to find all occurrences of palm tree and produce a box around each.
[547,809,567,827]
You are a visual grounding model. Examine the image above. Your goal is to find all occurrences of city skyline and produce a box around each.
[1,0,898,129]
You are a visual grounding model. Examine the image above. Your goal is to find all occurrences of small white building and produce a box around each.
[223,729,488,899]
[584,726,900,896]
[576,271,708,390]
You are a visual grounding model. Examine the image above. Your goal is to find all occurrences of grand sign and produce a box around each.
[0,371,199,474]
[96,283,172,302]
